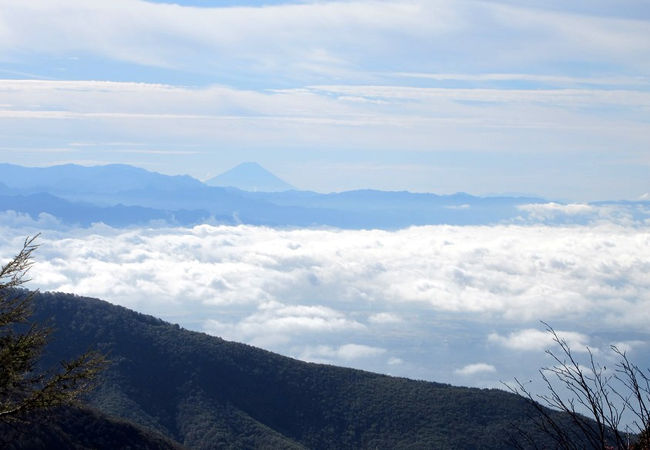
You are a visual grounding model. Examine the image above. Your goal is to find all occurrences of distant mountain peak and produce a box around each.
[205,162,294,192]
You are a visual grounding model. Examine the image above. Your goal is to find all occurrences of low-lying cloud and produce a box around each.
[16,223,648,328]
[517,202,650,225]
[300,344,387,364]
[488,329,591,353]
[1,220,648,386]
[204,301,365,347]
[455,363,497,376]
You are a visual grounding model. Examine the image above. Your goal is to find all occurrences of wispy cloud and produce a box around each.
[390,72,650,88]
[1,0,649,79]
[1,79,648,173]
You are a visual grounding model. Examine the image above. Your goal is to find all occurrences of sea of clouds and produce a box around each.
[1,212,648,390]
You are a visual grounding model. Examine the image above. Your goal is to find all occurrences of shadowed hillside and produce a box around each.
[24,290,589,449]
[1,406,183,450]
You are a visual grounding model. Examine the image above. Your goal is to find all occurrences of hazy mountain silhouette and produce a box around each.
[205,162,294,192]
[0,163,203,198]
[8,162,637,229]
[0,193,210,227]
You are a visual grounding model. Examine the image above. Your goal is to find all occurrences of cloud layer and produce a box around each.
[1,219,648,385]
[17,223,649,328]
[2,0,649,78]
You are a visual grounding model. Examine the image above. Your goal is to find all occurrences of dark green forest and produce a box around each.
[3,290,588,449]
[1,406,182,449]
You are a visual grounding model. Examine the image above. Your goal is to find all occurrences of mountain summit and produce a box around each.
[205,162,294,192]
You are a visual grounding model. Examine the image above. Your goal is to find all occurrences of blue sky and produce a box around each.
[0,0,649,200]
[1,1,649,410]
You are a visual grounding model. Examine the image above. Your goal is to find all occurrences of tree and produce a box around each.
[0,235,105,424]
[508,323,650,450]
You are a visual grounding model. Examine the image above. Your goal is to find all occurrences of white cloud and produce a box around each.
[1,221,648,390]
[338,344,387,360]
[390,72,650,88]
[203,300,365,346]
[455,363,497,376]
[517,203,602,223]
[516,203,647,226]
[307,85,650,109]
[368,312,403,324]
[488,329,592,352]
[300,344,386,363]
[0,0,450,75]
[0,211,64,230]
[1,0,649,78]
[611,340,647,355]
[0,222,643,330]
[4,80,647,130]
[518,203,594,216]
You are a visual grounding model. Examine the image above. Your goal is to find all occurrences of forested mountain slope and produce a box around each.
[1,406,183,450]
[29,291,575,449]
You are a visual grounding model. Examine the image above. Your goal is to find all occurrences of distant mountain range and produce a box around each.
[0,163,202,196]
[0,162,646,229]
[26,290,586,449]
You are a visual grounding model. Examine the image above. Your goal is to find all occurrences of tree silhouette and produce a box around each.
[0,236,105,424]
[508,323,650,449]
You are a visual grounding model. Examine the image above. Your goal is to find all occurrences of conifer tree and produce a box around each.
[0,236,105,423]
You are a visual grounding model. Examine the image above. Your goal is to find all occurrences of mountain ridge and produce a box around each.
[3,162,644,228]
[27,289,586,449]
[0,163,203,196]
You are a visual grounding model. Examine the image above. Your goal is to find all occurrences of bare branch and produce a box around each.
[506,322,647,449]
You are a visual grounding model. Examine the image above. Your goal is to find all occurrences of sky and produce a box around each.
[0,1,649,422]
[0,0,649,200]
